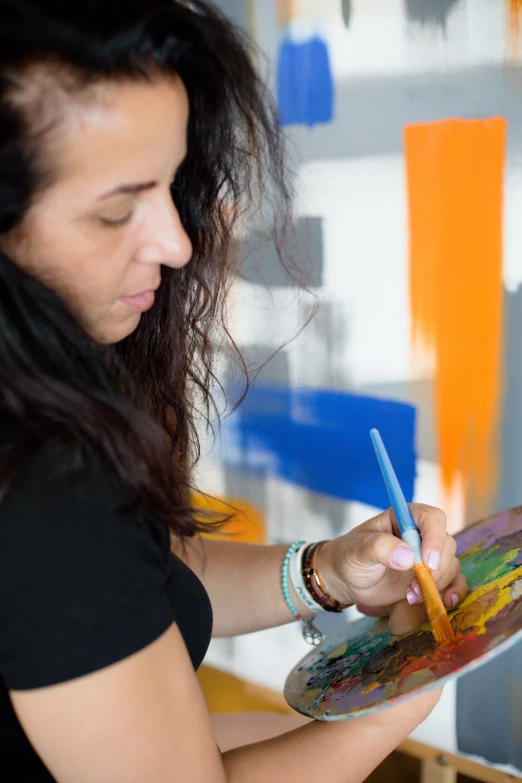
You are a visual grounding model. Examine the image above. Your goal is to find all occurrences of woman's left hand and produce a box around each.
[317,503,467,635]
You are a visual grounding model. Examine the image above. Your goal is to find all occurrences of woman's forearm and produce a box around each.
[173,538,317,637]
[211,713,310,752]
[222,688,441,783]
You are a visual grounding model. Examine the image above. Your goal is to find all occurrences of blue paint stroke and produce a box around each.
[277,36,334,128]
[222,386,416,509]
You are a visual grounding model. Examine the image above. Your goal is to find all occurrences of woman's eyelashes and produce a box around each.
[99,211,133,226]
[97,173,179,227]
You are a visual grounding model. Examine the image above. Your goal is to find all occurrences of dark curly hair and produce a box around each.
[0,0,293,537]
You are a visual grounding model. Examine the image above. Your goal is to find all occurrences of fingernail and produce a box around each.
[406,590,417,605]
[413,580,421,597]
[451,593,459,607]
[392,546,415,568]
[427,550,441,571]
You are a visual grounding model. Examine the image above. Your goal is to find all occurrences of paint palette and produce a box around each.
[284,507,522,720]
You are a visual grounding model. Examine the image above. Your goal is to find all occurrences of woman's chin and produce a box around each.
[89,311,141,345]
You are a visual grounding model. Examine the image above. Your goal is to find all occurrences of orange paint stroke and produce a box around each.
[405,118,506,512]
[277,0,333,27]
[277,0,296,27]
[506,0,522,59]
[192,492,266,545]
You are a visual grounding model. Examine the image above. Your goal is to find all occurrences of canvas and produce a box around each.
[202,0,522,772]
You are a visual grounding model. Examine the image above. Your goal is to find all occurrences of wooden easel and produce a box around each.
[400,739,522,783]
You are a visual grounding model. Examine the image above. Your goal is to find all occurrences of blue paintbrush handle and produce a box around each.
[370,428,423,564]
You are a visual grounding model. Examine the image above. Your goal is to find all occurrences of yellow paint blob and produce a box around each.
[455,564,522,635]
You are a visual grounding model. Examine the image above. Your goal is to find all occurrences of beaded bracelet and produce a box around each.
[281,541,323,646]
[281,541,305,621]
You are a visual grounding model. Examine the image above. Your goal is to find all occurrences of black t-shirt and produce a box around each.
[0,440,213,781]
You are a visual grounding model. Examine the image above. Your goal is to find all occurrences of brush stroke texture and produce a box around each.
[405,117,506,513]
[277,36,334,127]
[222,386,416,509]
[506,0,522,58]
[404,0,460,30]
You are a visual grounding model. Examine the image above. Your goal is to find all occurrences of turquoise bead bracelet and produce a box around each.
[282,540,324,646]
[281,540,306,620]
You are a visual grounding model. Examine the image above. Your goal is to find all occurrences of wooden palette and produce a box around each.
[284,506,522,720]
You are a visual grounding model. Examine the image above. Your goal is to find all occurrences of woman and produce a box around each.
[0,1,467,781]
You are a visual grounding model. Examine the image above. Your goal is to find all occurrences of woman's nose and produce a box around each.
[136,197,192,269]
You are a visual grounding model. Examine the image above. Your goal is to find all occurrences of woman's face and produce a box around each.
[4,75,192,343]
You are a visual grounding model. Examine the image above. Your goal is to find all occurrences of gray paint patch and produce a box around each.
[243,343,291,386]
[304,490,347,538]
[222,342,287,515]
[457,644,522,769]
[496,285,522,513]
[404,0,461,30]
[358,379,437,462]
[219,341,290,414]
[311,299,347,364]
[456,284,522,769]
[238,216,324,287]
[213,0,248,29]
[286,64,522,162]
[342,0,352,29]
[294,299,351,391]
[224,468,268,514]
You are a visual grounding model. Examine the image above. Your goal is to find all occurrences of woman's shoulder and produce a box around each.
[0,421,175,690]
[0,419,169,554]
[1,427,116,512]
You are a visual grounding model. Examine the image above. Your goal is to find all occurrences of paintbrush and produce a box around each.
[370,428,455,644]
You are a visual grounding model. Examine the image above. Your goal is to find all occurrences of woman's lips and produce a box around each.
[120,289,156,312]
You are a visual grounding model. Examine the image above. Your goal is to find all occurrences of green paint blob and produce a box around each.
[460,545,520,590]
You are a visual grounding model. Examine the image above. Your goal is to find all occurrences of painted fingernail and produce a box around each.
[392,546,415,568]
[413,580,421,598]
[451,593,459,607]
[406,590,417,605]
[427,550,441,570]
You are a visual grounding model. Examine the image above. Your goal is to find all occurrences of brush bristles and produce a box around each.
[413,562,455,645]
[431,611,455,644]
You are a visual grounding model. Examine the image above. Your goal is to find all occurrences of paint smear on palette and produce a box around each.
[192,493,266,545]
[506,0,522,58]
[285,507,522,720]
[222,386,416,509]
[277,35,334,127]
[405,118,506,513]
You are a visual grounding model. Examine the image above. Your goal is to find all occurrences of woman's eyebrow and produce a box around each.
[97,181,157,201]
